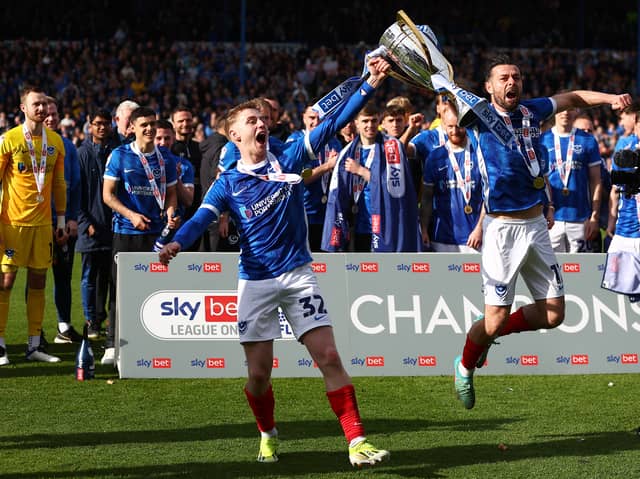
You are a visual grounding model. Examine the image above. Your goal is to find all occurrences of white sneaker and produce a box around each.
[101,347,115,365]
[0,346,9,366]
[26,347,61,363]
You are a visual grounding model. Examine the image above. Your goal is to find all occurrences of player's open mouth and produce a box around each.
[506,91,517,99]
[256,132,267,144]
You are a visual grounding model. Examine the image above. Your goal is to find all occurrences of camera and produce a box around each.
[611,149,640,194]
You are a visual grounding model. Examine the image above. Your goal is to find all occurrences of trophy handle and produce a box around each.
[396,10,454,81]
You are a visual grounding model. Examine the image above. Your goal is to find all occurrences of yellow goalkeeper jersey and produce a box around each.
[0,125,66,226]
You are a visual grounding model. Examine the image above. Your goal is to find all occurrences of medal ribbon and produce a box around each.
[130,142,166,212]
[445,140,472,209]
[320,144,331,195]
[22,124,47,199]
[553,127,575,190]
[500,105,540,178]
[236,152,302,184]
[352,144,376,206]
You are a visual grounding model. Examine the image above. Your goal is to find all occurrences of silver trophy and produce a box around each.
[378,10,512,144]
[379,11,452,91]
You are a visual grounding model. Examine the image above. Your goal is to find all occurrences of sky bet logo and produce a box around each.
[141,291,296,341]
[190,358,226,368]
[136,357,172,368]
[505,355,539,366]
[448,263,480,273]
[402,356,437,366]
[159,294,237,322]
[556,354,589,365]
[141,291,239,340]
[396,263,431,272]
[351,356,385,367]
[346,262,379,273]
[134,262,168,273]
[187,263,222,273]
[607,353,638,364]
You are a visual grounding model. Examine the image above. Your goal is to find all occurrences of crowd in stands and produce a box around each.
[2,2,638,149]
[0,38,636,163]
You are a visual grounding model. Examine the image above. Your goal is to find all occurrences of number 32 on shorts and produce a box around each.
[298,294,328,318]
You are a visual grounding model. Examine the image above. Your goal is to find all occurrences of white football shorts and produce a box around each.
[549,220,590,252]
[236,263,332,343]
[482,215,564,306]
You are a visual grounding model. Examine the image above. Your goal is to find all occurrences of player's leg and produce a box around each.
[25,267,59,362]
[480,216,565,351]
[53,235,81,343]
[454,216,524,408]
[548,220,569,252]
[468,304,512,358]
[237,277,281,463]
[95,250,112,336]
[301,326,389,467]
[0,266,18,366]
[520,219,566,330]
[242,340,279,463]
[19,224,59,362]
[454,303,511,409]
[280,264,389,467]
[102,238,120,365]
[0,224,24,365]
[80,252,100,337]
[565,220,589,252]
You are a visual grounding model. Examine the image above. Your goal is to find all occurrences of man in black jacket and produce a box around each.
[171,107,203,250]
[76,109,120,338]
[198,115,228,251]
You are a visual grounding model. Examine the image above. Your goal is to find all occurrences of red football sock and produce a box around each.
[244,385,275,433]
[327,384,365,443]
[498,307,534,336]
[461,335,486,370]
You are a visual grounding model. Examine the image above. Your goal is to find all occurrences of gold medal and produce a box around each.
[464,205,473,214]
[533,176,545,189]
[300,168,313,179]
[321,195,328,204]
[562,187,570,196]
[36,194,44,203]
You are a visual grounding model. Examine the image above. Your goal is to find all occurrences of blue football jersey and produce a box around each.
[472,98,554,213]
[104,144,178,235]
[615,193,640,238]
[409,127,446,167]
[423,142,483,244]
[541,128,601,222]
[173,81,377,279]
